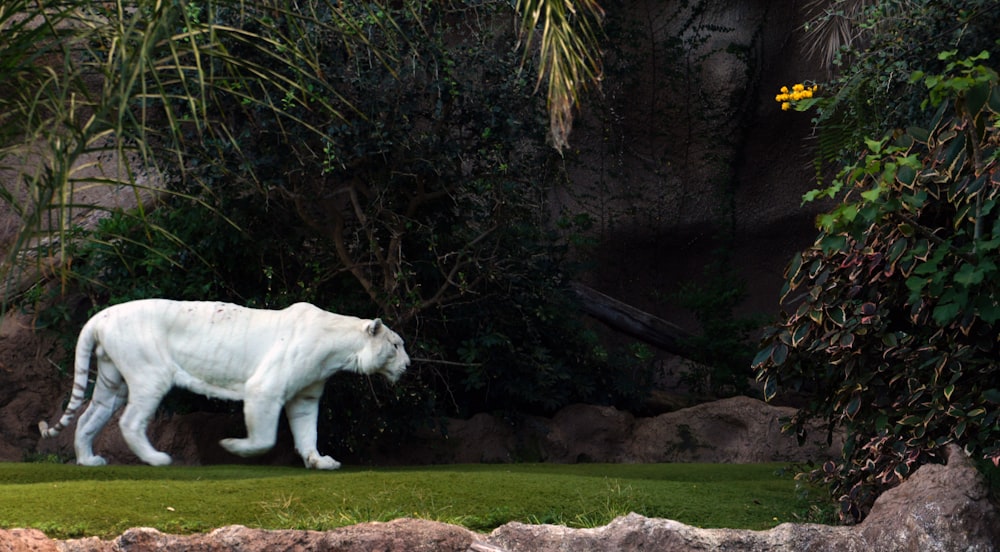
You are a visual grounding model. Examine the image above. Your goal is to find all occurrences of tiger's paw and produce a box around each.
[143,451,173,466]
[305,453,341,470]
[77,455,107,467]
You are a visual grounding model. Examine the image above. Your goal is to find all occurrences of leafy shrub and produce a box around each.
[754,55,1000,521]
[803,0,1000,168]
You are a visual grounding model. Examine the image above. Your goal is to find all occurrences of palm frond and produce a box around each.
[802,0,868,73]
[517,0,604,150]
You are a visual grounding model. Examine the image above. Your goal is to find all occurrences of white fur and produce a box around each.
[39,299,409,469]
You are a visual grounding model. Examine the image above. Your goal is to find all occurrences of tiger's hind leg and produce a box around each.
[74,359,128,466]
[117,372,173,466]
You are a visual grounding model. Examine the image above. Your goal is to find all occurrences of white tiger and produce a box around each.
[39,299,409,469]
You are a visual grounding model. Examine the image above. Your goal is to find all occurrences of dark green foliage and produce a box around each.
[807,0,1000,170]
[43,0,648,456]
[69,206,249,304]
[755,58,1000,522]
[674,251,764,397]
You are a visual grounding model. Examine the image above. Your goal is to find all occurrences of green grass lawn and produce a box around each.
[0,462,829,539]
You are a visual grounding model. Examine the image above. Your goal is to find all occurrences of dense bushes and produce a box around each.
[804,0,1000,167]
[756,34,1000,523]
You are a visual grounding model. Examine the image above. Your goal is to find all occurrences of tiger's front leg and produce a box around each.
[285,382,341,470]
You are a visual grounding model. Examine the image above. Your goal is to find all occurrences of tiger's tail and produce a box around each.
[38,317,99,438]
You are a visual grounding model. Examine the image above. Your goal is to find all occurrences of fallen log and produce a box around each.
[570,282,695,358]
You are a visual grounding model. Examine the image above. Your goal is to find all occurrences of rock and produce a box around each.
[544,403,635,463]
[396,397,842,465]
[0,311,65,462]
[58,519,478,552]
[30,392,840,468]
[487,514,862,552]
[0,528,58,552]
[859,444,1000,551]
[10,443,993,552]
[625,396,841,463]
[435,413,520,464]
[489,446,999,551]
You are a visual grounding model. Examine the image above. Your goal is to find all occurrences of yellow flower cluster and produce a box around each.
[775,83,819,111]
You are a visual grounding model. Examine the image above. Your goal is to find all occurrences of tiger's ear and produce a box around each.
[367,318,384,336]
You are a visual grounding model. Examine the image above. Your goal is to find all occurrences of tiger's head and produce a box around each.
[362,318,410,383]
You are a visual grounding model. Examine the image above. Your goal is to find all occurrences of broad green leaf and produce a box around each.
[978,301,1000,323]
[802,189,822,202]
[809,308,824,324]
[763,375,778,402]
[875,414,889,431]
[770,343,789,366]
[864,137,886,154]
[778,280,793,303]
[791,324,810,347]
[820,234,847,253]
[965,81,991,118]
[982,388,1000,404]
[829,306,846,326]
[886,237,908,265]
[912,259,940,276]
[861,186,883,201]
[839,332,855,348]
[751,345,773,369]
[809,259,824,279]
[881,333,899,347]
[785,252,804,285]
[906,125,930,144]
[896,165,917,188]
[838,204,859,222]
[845,395,861,419]
[938,137,967,177]
[943,384,955,401]
[817,213,837,232]
[905,276,927,294]
[911,239,930,260]
[990,83,1000,113]
[966,173,987,196]
[976,235,1000,252]
[955,420,967,438]
[954,263,983,286]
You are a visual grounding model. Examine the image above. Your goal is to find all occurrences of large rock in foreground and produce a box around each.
[5,445,994,551]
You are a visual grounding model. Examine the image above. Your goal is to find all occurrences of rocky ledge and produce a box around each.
[2,445,997,552]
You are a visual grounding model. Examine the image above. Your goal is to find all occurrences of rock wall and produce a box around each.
[563,0,829,326]
[29,392,837,468]
[0,311,66,462]
[386,397,841,466]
